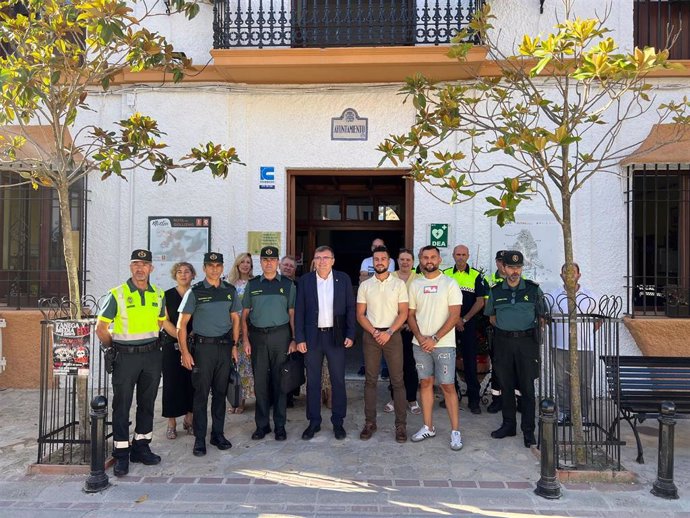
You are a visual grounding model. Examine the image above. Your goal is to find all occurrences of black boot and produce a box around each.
[113,447,130,477]
[130,439,161,465]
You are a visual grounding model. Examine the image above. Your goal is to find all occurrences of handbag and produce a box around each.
[280,352,305,394]
[226,360,241,408]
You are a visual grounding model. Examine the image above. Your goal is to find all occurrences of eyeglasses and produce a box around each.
[314,256,334,261]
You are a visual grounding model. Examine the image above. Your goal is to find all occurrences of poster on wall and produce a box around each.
[247,231,281,256]
[52,320,91,376]
[148,217,211,291]
[491,214,562,294]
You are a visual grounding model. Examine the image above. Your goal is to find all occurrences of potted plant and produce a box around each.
[665,285,690,318]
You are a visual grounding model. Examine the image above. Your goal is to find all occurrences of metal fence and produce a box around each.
[36,296,110,466]
[213,0,484,48]
[540,293,624,471]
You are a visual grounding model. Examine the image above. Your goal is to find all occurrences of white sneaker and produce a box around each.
[411,425,436,442]
[408,401,422,415]
[383,400,394,413]
[450,430,463,451]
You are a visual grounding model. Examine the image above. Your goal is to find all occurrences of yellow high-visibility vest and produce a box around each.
[110,283,164,342]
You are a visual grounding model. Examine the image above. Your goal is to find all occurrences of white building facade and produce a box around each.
[80,0,690,356]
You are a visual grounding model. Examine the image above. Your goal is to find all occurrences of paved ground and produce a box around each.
[0,381,688,517]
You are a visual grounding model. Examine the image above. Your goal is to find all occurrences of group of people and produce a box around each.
[96,239,552,478]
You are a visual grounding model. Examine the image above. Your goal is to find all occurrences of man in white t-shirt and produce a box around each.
[547,263,601,424]
[407,245,463,451]
[359,238,395,283]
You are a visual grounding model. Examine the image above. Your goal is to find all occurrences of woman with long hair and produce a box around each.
[161,262,196,438]
[227,252,255,413]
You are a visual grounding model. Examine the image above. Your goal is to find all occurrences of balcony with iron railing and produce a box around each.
[213,0,484,49]
[209,1,487,84]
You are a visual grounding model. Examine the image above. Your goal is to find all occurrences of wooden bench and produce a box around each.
[601,355,690,463]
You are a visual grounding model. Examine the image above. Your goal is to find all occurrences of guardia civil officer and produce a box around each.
[484,250,545,448]
[443,244,486,414]
[96,249,166,477]
[177,252,241,457]
[241,246,297,441]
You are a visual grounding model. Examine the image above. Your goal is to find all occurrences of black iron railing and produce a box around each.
[540,294,624,471]
[634,0,690,59]
[213,0,484,49]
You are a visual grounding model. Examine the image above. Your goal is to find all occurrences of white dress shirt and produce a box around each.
[316,271,334,328]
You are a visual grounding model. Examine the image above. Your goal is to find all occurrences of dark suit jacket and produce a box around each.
[295,269,356,348]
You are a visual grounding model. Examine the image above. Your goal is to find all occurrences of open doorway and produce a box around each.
[287,169,412,284]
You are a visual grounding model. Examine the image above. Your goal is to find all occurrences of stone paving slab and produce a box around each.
[1,385,689,516]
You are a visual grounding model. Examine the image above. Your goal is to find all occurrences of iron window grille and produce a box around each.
[626,164,690,316]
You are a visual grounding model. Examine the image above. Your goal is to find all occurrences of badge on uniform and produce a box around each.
[424,286,438,294]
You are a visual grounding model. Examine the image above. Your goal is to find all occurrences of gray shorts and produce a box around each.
[413,345,456,385]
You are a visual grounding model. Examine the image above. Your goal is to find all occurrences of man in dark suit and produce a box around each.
[295,245,356,440]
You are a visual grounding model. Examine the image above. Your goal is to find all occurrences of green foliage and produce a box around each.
[0,0,241,190]
[0,0,243,309]
[378,2,690,227]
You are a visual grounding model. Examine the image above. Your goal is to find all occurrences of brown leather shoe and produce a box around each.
[359,422,377,440]
[395,425,407,443]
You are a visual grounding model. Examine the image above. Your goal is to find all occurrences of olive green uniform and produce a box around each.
[485,278,545,435]
[243,274,296,431]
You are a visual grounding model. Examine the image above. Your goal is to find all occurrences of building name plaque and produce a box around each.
[331,108,368,141]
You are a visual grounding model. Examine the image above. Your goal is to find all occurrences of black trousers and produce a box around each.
[305,328,346,427]
[249,325,291,429]
[390,329,419,402]
[457,322,480,406]
[493,334,539,434]
[111,347,162,444]
[191,341,231,438]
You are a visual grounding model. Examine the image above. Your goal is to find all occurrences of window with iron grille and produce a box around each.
[627,165,690,316]
[0,173,86,308]
[634,0,690,60]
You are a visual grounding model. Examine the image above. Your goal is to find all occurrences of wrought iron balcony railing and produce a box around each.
[213,0,484,49]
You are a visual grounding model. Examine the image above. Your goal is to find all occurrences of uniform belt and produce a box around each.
[495,328,534,338]
[113,341,160,354]
[195,335,233,345]
[250,323,289,333]
[318,327,333,332]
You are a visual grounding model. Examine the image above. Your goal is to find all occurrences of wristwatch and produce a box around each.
[431,334,439,342]
[462,318,468,324]
[385,329,394,336]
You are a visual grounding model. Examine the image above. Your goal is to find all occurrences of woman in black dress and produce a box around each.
[161,262,196,439]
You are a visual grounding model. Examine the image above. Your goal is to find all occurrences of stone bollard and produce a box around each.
[651,401,679,500]
[83,395,110,493]
[535,399,562,500]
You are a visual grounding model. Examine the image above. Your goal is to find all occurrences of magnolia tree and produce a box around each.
[0,0,242,317]
[379,1,690,465]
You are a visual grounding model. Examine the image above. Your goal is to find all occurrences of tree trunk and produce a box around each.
[561,197,586,466]
[56,179,81,319]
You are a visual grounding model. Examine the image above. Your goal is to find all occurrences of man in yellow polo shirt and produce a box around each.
[356,245,409,443]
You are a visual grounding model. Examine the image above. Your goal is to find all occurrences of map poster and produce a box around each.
[52,320,92,376]
[247,231,281,257]
[149,217,211,291]
[491,214,562,294]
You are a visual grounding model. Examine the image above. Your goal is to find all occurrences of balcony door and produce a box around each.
[291,0,416,48]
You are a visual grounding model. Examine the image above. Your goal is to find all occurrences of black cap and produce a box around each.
[260,246,279,258]
[503,250,524,266]
[203,252,224,264]
[130,249,152,262]
[495,250,506,261]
